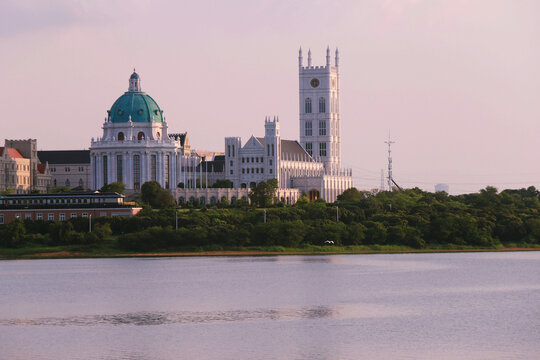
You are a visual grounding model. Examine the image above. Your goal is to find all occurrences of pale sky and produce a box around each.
[1,0,539,194]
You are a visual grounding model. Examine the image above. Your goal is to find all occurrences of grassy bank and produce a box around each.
[2,243,539,260]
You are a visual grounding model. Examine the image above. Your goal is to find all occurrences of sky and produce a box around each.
[1,0,539,194]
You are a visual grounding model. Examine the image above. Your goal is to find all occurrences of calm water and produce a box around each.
[0,252,539,360]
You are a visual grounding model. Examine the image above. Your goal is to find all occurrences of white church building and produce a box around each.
[90,48,352,204]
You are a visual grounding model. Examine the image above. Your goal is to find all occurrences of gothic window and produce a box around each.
[103,156,108,185]
[305,98,312,113]
[269,159,273,165]
[271,144,274,156]
[118,132,125,141]
[306,142,313,156]
[319,143,327,157]
[230,160,233,166]
[242,168,245,174]
[117,155,123,183]
[319,120,326,136]
[232,145,235,157]
[242,157,245,163]
[261,168,264,174]
[305,121,312,136]
[137,132,145,141]
[319,97,326,113]
[267,145,270,156]
[151,155,157,181]
[227,145,231,157]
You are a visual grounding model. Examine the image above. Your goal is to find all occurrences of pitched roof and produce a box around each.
[169,133,187,147]
[255,138,312,162]
[0,147,25,159]
[38,150,90,164]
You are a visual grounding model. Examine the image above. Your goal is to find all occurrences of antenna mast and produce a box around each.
[385,133,395,191]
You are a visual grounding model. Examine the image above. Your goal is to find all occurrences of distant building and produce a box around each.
[435,183,450,193]
[0,192,141,224]
[38,150,91,190]
[0,139,51,193]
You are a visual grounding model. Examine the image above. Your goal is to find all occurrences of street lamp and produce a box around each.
[89,214,92,232]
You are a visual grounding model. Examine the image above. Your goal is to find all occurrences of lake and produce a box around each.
[1,252,539,359]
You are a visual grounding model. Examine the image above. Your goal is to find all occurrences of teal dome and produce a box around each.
[108,91,163,123]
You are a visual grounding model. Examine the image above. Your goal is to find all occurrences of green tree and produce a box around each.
[141,181,176,209]
[337,187,363,202]
[0,188,14,195]
[100,182,126,194]
[249,179,278,207]
[212,179,233,188]
[51,186,71,193]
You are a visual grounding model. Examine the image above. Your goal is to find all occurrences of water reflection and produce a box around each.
[0,305,358,327]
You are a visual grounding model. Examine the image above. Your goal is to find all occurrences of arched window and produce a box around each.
[117,132,125,141]
[137,132,145,141]
[319,97,325,113]
[189,196,195,203]
[156,132,160,139]
[305,98,312,113]
[200,197,206,205]
[250,182,256,189]
[241,183,247,189]
[210,196,217,205]
[178,197,185,204]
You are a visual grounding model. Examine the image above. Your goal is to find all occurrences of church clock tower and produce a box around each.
[299,47,341,174]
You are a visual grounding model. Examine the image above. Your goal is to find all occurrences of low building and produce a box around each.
[38,150,91,190]
[0,192,141,224]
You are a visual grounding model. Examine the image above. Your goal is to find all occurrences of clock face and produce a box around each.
[310,78,320,88]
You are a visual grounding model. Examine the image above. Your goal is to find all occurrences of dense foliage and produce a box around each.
[2,186,540,253]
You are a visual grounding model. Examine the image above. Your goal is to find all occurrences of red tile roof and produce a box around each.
[0,147,25,159]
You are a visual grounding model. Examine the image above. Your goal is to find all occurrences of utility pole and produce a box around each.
[89,214,92,232]
[385,133,395,192]
[264,209,267,223]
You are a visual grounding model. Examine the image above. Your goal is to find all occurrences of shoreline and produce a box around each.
[2,247,539,260]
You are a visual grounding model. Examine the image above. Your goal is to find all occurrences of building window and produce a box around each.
[37,213,43,220]
[227,145,231,157]
[59,213,66,221]
[270,169,273,174]
[232,145,235,157]
[165,155,170,189]
[306,142,313,156]
[118,132,124,141]
[319,143,327,157]
[151,155,157,181]
[137,132,145,141]
[82,213,88,218]
[48,213,54,221]
[0,214,3,224]
[230,170,233,175]
[305,98,312,113]
[271,144,274,156]
[133,155,141,190]
[305,121,312,136]
[319,97,326,113]
[117,155,123,183]
[319,120,326,136]
[269,159,273,166]
[25,214,31,220]
[230,160,233,166]
[261,168,264,174]
[103,155,108,185]
[242,157,245,163]
[242,168,245,174]
[71,213,77,219]
[256,168,259,174]
[267,145,270,156]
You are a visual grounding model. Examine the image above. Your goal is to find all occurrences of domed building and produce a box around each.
[90,70,193,191]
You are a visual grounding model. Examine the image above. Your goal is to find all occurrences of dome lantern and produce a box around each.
[128,68,141,92]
